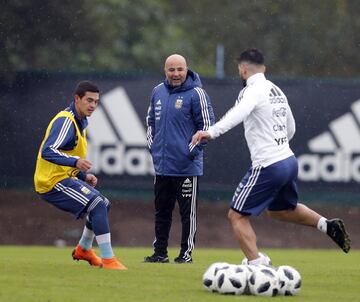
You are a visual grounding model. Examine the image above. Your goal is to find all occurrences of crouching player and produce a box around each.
[34,81,127,270]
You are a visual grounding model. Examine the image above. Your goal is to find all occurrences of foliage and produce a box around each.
[1,0,97,79]
[174,0,360,78]
[1,0,360,84]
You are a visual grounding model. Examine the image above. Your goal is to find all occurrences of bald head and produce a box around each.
[165,54,187,68]
[164,54,188,87]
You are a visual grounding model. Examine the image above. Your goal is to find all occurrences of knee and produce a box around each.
[88,196,108,216]
[227,209,242,223]
[103,196,111,211]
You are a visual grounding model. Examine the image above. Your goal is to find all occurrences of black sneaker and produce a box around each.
[326,218,351,253]
[174,255,193,264]
[144,254,169,263]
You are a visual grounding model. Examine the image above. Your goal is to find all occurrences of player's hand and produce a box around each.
[76,158,92,171]
[192,131,211,145]
[85,173,98,187]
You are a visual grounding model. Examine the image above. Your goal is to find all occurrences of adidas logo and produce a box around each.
[298,98,360,182]
[87,87,154,176]
[182,178,193,197]
[183,178,192,187]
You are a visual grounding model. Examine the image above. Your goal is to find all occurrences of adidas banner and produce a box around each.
[1,73,360,200]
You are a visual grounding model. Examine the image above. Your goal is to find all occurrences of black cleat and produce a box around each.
[143,254,169,263]
[174,255,193,264]
[326,218,351,253]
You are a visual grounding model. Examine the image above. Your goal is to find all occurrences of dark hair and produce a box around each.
[74,81,100,98]
[237,48,264,65]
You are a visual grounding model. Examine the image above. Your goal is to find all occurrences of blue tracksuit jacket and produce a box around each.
[146,70,215,176]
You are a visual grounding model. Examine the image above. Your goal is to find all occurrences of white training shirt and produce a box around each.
[207,73,295,167]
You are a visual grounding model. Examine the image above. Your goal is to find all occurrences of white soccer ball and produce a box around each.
[241,252,272,266]
[277,265,302,296]
[248,265,280,296]
[216,264,249,295]
[242,264,261,295]
[202,262,230,292]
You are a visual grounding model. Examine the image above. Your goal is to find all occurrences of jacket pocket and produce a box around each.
[188,142,202,160]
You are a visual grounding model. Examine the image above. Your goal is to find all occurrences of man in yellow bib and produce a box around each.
[34,81,127,270]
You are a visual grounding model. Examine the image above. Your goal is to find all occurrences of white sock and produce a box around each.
[78,226,95,250]
[317,217,328,233]
[248,257,262,266]
[96,233,114,259]
[83,225,95,239]
[248,252,272,266]
[248,253,267,266]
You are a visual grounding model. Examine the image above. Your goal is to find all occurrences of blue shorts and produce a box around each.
[40,178,102,219]
[231,156,299,216]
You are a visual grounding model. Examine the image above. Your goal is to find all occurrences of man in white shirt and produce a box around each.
[192,48,351,265]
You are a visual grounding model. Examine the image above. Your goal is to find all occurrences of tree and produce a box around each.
[172,0,360,78]
[1,0,360,83]
[0,0,103,82]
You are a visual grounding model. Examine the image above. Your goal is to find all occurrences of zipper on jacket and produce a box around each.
[161,91,171,174]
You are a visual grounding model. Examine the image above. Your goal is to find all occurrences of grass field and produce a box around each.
[0,247,358,302]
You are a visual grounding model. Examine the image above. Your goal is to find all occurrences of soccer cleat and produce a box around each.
[101,257,128,270]
[143,253,169,263]
[326,218,351,253]
[174,255,193,264]
[72,244,102,267]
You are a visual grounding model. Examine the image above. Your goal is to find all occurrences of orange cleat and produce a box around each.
[72,244,102,267]
[101,257,128,270]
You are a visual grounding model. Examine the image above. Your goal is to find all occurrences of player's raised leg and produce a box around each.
[267,203,351,253]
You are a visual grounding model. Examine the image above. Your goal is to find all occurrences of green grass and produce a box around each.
[0,247,359,302]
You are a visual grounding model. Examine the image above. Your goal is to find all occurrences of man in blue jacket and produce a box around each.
[145,54,215,263]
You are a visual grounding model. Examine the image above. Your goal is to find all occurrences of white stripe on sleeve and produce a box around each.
[195,87,211,130]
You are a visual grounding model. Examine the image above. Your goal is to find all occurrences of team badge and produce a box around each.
[81,186,91,195]
[175,99,183,109]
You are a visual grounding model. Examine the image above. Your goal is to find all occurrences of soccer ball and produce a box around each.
[242,264,261,295]
[216,264,249,295]
[248,265,280,296]
[202,262,230,292]
[277,265,302,296]
[241,252,272,266]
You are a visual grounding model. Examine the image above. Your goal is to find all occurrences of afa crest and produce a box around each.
[175,99,183,109]
[81,186,91,195]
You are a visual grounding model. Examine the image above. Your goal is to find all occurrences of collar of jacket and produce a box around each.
[246,72,266,86]
[68,102,88,131]
[164,69,203,93]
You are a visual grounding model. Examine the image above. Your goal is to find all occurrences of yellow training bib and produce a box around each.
[34,111,87,193]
